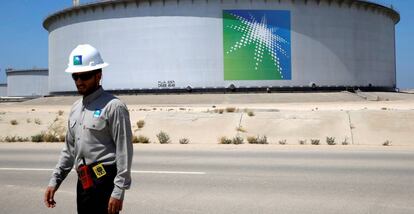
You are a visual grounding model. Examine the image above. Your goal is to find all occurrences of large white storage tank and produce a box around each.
[0,84,7,97]
[6,69,49,97]
[43,0,399,94]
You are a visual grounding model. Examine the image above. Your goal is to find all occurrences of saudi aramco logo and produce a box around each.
[223,10,291,80]
[73,55,83,66]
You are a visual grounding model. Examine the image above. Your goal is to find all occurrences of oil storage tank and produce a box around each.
[43,0,400,94]
[0,83,7,97]
[6,69,49,97]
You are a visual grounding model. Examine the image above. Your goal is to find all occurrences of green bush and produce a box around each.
[247,111,255,117]
[278,139,287,145]
[156,131,170,144]
[10,120,18,125]
[299,140,307,145]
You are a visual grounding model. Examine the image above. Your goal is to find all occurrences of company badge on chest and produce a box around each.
[93,109,102,118]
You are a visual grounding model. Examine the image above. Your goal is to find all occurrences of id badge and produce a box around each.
[92,163,107,178]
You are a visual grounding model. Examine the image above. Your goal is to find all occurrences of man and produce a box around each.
[44,44,133,214]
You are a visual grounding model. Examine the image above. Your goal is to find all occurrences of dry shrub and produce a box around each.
[247,135,268,144]
[156,131,170,144]
[383,140,392,146]
[34,118,42,125]
[179,138,190,144]
[342,137,349,145]
[3,136,29,142]
[136,120,145,129]
[225,107,236,113]
[132,135,150,144]
[311,139,320,145]
[236,126,247,133]
[232,136,244,145]
[219,136,232,144]
[326,137,336,145]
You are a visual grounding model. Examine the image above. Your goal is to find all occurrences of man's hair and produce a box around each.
[90,68,102,74]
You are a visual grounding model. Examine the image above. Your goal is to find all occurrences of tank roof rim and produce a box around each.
[42,0,400,30]
[6,69,49,74]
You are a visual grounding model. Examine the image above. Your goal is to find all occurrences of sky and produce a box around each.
[0,0,412,89]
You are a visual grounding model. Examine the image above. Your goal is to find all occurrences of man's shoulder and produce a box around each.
[71,98,82,110]
[103,92,128,110]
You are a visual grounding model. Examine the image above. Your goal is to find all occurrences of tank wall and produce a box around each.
[0,85,6,97]
[47,0,397,93]
[7,72,49,97]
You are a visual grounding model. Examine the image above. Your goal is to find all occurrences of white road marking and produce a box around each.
[131,170,206,175]
[0,167,52,171]
[0,167,206,175]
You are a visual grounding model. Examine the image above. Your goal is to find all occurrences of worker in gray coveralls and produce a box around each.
[44,44,133,214]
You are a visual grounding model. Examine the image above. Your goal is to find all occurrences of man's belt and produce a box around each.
[77,158,116,190]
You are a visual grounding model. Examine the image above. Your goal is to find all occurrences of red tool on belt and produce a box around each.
[79,158,94,190]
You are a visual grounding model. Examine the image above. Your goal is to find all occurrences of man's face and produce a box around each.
[71,70,101,96]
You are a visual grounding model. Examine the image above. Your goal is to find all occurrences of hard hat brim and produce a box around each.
[65,63,109,74]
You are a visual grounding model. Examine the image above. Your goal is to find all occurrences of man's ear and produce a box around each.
[96,71,102,85]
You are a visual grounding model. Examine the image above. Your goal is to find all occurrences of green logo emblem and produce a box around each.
[223,10,291,80]
[73,55,82,66]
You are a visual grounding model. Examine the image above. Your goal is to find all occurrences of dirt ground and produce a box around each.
[1,92,413,146]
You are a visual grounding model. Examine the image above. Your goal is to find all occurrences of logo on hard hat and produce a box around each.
[73,55,83,65]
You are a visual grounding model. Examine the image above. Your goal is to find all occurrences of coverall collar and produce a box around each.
[82,86,104,106]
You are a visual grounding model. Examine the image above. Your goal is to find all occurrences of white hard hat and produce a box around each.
[65,44,109,73]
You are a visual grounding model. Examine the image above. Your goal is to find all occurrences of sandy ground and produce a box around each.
[0,92,413,146]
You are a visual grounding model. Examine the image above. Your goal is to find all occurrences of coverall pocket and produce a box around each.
[85,118,106,131]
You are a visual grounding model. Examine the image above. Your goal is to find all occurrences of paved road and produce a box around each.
[0,144,414,214]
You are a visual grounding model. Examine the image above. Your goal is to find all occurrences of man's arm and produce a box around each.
[44,119,76,208]
[109,102,133,201]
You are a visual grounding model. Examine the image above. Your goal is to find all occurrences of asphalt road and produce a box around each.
[0,144,414,214]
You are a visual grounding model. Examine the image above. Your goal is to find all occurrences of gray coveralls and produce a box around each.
[48,87,133,212]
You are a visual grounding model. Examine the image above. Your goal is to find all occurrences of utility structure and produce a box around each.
[43,0,400,94]
[5,68,49,97]
[73,0,80,6]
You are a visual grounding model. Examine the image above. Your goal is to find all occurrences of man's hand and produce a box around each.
[44,186,57,208]
[108,197,123,214]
